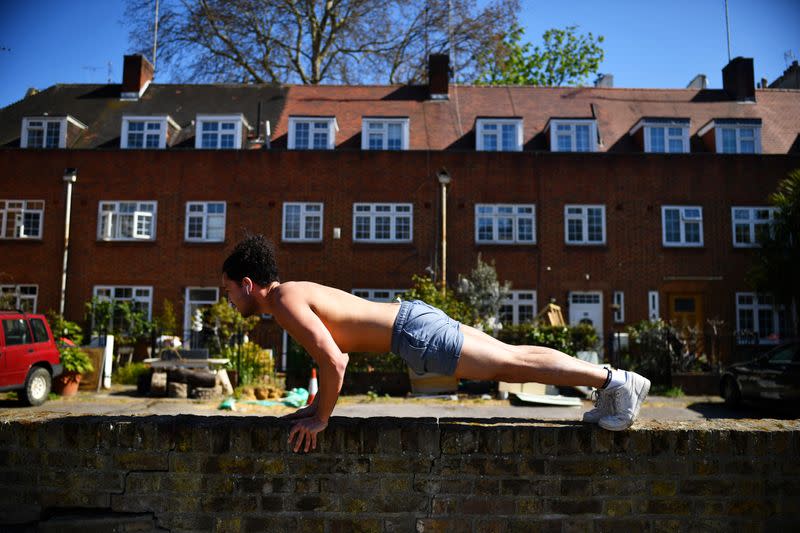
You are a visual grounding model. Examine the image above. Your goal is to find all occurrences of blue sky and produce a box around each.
[0,0,798,109]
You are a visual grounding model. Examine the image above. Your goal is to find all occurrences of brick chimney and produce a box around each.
[722,57,755,102]
[121,54,155,100]
[428,54,450,100]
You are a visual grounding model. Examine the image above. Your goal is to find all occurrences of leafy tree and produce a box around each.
[124,0,518,84]
[456,254,510,328]
[153,299,178,335]
[747,169,800,335]
[474,24,604,86]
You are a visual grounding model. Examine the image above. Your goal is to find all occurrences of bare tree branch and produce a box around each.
[123,0,519,84]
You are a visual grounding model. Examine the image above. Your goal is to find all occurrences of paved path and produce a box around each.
[2,387,797,427]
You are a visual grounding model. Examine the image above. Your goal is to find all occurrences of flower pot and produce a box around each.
[53,371,82,396]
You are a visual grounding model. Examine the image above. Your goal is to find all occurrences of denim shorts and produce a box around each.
[391,300,464,376]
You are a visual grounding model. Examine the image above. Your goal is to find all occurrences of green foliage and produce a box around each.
[225,342,275,386]
[115,301,154,343]
[496,323,598,356]
[622,320,681,386]
[456,254,511,328]
[59,346,94,374]
[403,275,473,325]
[112,362,149,385]
[569,322,600,352]
[206,298,261,356]
[154,299,178,335]
[46,311,84,345]
[347,352,406,373]
[651,385,685,398]
[85,297,113,337]
[475,24,605,87]
[748,168,800,334]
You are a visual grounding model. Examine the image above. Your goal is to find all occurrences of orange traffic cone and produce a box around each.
[307,368,318,405]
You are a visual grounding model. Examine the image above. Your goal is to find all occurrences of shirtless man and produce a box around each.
[222,235,650,453]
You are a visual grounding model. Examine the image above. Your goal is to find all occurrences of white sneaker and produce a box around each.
[598,372,651,431]
[582,388,613,423]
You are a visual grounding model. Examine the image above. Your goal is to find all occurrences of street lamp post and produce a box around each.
[437,168,451,294]
[59,168,78,316]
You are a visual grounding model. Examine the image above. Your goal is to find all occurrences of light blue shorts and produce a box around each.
[391,300,464,376]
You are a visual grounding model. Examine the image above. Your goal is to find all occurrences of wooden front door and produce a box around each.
[668,293,705,354]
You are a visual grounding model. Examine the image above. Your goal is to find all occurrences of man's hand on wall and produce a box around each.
[287,416,328,453]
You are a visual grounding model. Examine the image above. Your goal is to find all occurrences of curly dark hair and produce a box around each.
[222,234,279,285]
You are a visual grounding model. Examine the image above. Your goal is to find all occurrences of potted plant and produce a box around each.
[54,344,95,396]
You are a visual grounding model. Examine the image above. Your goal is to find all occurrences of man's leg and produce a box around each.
[453,324,608,387]
[453,324,650,431]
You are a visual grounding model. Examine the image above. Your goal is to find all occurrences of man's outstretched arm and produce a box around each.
[271,291,349,452]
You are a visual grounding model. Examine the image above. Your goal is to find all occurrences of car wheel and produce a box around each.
[722,376,741,407]
[20,367,52,407]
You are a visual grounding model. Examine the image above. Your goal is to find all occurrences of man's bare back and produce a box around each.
[269,281,399,354]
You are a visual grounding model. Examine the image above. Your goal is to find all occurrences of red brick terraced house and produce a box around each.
[1,54,799,367]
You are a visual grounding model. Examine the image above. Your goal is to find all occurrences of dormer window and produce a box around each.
[21,116,86,149]
[288,117,338,150]
[629,118,690,153]
[546,119,597,152]
[195,114,250,149]
[697,119,761,154]
[121,116,180,149]
[362,118,409,150]
[475,118,523,152]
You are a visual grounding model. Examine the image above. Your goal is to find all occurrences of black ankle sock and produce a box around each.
[600,368,612,389]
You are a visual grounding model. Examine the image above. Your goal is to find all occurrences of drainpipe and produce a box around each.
[60,168,77,316]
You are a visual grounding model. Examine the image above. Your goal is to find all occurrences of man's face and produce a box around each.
[222,273,255,317]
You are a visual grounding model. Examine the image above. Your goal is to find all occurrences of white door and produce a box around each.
[568,291,603,350]
[183,287,219,347]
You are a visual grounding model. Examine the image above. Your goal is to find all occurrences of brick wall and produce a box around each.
[1,416,797,531]
[2,149,799,361]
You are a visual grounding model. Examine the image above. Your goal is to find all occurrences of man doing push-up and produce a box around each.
[221,235,650,453]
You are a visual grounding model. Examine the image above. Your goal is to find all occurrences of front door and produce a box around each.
[668,293,705,355]
[568,291,603,351]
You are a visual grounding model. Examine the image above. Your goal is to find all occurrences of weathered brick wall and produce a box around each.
[0,416,798,532]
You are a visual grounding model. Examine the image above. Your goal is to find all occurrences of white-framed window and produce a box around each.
[183,287,219,345]
[564,205,606,245]
[548,119,597,152]
[20,116,85,148]
[288,117,338,150]
[283,203,323,242]
[185,202,226,242]
[353,203,413,243]
[93,286,153,332]
[699,120,762,154]
[352,289,405,302]
[475,118,523,151]
[637,120,690,153]
[648,291,660,322]
[195,114,249,149]
[732,207,777,247]
[475,204,536,244]
[613,291,624,324]
[121,116,178,149]
[0,200,44,239]
[736,293,786,345]
[662,206,703,247]
[98,201,157,241]
[0,285,38,312]
[499,291,537,325]
[362,118,409,150]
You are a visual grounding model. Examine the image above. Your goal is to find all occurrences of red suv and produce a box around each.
[0,311,63,405]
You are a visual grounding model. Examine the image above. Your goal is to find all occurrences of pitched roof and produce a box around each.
[273,84,800,153]
[2,81,798,153]
[0,83,287,148]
